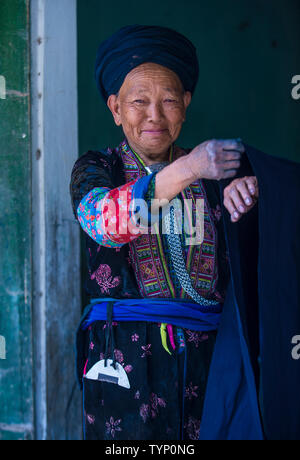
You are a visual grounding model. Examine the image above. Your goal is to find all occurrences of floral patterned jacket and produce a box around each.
[70,139,230,303]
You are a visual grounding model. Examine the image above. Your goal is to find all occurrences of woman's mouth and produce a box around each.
[142,129,168,135]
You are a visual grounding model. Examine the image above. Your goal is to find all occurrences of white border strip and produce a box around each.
[30,0,47,440]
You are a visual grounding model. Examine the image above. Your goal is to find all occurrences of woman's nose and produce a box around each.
[147,102,164,122]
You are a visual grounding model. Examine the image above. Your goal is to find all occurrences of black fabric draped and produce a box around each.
[200,146,300,440]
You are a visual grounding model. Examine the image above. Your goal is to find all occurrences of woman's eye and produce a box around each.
[133,99,145,104]
[164,99,177,103]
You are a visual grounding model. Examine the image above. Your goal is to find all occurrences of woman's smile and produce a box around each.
[141,129,168,135]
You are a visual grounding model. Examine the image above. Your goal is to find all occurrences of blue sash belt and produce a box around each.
[81,297,223,331]
[76,297,222,389]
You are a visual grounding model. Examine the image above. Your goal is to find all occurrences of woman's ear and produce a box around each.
[107,94,122,126]
[183,91,192,110]
[182,91,192,122]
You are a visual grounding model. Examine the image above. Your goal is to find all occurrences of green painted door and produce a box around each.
[0,0,33,440]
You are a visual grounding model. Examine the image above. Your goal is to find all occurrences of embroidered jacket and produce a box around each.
[70,139,230,303]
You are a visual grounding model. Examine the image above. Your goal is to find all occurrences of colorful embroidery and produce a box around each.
[176,328,186,353]
[212,204,222,222]
[86,414,96,425]
[77,187,122,248]
[124,365,133,373]
[74,139,223,305]
[117,139,219,301]
[105,416,122,438]
[141,344,152,358]
[184,416,201,440]
[139,393,167,423]
[113,349,124,364]
[185,382,199,400]
[77,179,149,248]
[82,317,217,440]
[182,182,218,299]
[185,329,209,347]
[91,264,121,294]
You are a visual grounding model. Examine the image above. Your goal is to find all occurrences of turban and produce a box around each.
[95,25,199,102]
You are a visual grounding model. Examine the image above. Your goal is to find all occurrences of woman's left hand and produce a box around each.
[223,176,259,222]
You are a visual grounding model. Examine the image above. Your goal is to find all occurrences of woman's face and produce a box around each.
[107,63,191,164]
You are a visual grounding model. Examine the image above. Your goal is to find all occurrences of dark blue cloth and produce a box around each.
[199,145,300,440]
[82,297,222,331]
[95,25,199,102]
[199,269,264,440]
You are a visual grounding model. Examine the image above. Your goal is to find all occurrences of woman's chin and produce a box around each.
[140,134,172,150]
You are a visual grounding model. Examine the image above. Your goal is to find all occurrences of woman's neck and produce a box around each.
[127,140,171,166]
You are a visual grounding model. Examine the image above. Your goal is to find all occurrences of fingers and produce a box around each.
[223,177,259,222]
[215,138,245,153]
[206,138,245,158]
[239,180,257,207]
[222,151,242,161]
[244,176,259,198]
[222,169,239,179]
[194,138,245,181]
[220,139,245,153]
[222,159,241,170]
[205,139,245,180]
[223,195,240,222]
[206,138,244,152]
[224,188,244,222]
[216,157,241,179]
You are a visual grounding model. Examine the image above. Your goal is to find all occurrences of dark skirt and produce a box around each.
[81,319,217,440]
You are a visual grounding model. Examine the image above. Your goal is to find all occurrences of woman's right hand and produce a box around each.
[187,139,245,181]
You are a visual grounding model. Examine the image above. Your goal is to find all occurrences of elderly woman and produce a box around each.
[70,25,259,440]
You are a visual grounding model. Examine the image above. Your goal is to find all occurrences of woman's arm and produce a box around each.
[154,139,258,223]
[154,138,244,205]
[70,151,155,247]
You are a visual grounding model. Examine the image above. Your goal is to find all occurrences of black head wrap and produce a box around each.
[95,25,199,102]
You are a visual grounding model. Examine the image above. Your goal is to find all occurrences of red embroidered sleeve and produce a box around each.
[77,176,156,247]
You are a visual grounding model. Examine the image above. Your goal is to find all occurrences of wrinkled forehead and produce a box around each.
[119,62,184,96]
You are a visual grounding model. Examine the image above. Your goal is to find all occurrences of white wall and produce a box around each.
[30,0,82,440]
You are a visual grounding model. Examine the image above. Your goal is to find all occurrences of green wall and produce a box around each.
[0,0,33,440]
[77,0,300,162]
[0,0,298,441]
